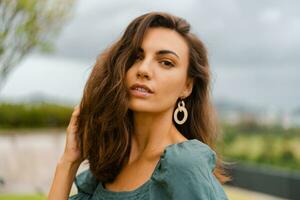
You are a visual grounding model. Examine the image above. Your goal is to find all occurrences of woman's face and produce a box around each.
[126,27,193,113]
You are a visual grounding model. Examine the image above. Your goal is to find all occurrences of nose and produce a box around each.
[136,59,152,80]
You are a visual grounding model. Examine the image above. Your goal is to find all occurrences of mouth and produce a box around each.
[129,83,154,97]
[130,83,154,94]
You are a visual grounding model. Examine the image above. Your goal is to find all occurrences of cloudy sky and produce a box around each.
[53,0,300,65]
[1,0,299,111]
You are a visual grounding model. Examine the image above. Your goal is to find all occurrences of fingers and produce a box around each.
[73,104,80,116]
[67,105,80,131]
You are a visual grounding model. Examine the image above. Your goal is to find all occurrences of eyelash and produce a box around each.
[134,55,175,67]
[160,60,175,67]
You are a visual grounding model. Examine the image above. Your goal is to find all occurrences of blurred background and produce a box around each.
[0,0,299,199]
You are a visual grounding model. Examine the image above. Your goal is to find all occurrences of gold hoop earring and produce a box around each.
[173,99,188,125]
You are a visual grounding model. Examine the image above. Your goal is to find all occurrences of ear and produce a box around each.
[181,77,194,98]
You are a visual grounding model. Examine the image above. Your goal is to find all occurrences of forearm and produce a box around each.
[48,156,81,200]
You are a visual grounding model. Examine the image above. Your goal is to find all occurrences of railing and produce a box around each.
[226,163,300,200]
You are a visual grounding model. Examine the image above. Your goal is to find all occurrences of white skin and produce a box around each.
[126,27,194,163]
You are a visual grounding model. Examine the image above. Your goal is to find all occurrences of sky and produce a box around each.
[1,0,299,111]
[52,0,300,65]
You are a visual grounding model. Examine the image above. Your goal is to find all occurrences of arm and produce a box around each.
[48,156,81,200]
[48,105,84,200]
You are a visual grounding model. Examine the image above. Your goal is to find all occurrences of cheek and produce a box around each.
[125,69,134,85]
[159,74,184,97]
[153,74,185,110]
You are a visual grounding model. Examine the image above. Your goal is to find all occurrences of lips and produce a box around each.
[130,83,154,93]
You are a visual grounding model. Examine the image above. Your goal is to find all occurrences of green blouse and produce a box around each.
[69,139,228,200]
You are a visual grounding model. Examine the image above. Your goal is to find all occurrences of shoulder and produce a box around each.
[162,139,217,172]
[152,139,228,199]
[68,169,99,199]
[73,168,98,195]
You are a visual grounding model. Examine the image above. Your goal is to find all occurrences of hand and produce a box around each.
[61,104,83,165]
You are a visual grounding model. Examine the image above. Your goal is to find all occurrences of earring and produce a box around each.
[173,98,188,125]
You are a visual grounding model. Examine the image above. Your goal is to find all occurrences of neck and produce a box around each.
[129,107,186,162]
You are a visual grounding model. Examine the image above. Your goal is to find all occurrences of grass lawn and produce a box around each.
[0,195,46,200]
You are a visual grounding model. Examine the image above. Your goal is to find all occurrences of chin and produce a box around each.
[128,101,153,110]
[129,106,152,113]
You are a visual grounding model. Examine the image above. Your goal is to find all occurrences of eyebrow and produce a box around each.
[138,47,180,59]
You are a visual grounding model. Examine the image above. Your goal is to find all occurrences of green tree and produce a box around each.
[0,0,76,92]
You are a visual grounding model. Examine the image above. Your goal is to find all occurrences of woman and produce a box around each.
[48,11,230,200]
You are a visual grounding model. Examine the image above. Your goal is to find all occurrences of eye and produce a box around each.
[160,60,175,67]
[134,54,143,61]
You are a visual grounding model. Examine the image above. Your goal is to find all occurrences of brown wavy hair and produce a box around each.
[77,11,231,184]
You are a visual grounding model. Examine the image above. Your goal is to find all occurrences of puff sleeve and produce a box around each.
[68,169,98,200]
[151,141,228,200]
